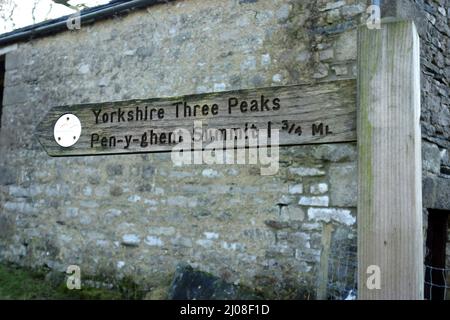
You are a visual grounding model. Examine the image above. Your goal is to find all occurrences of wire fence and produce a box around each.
[325,263,450,300]
[321,221,448,300]
[424,265,450,300]
[326,241,358,300]
[324,256,450,300]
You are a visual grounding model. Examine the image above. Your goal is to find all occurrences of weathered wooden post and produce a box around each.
[357,20,423,299]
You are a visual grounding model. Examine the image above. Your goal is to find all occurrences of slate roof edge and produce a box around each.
[0,0,173,47]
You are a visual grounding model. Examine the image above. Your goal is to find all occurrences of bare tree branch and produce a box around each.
[9,5,15,29]
[31,0,38,24]
[0,0,95,34]
[45,2,53,20]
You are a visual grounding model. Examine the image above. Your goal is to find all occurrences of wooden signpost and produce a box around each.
[36,80,356,156]
[358,20,423,300]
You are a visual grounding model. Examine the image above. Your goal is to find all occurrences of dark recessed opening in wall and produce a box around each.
[0,55,4,129]
[424,209,449,300]
[441,164,450,175]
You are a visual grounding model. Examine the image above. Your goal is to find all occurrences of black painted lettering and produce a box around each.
[174,102,182,118]
[158,108,164,119]
[124,135,132,149]
[109,136,116,147]
[118,108,125,122]
[250,99,258,112]
[261,95,270,111]
[160,133,166,144]
[228,97,238,114]
[135,107,143,121]
[312,123,324,136]
[193,104,201,117]
[184,101,192,118]
[211,104,219,115]
[93,109,102,124]
[240,101,248,113]
[202,104,209,116]
[273,98,281,110]
[150,130,158,144]
[149,107,157,120]
[141,132,148,147]
[91,133,99,147]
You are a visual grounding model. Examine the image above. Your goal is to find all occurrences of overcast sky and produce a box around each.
[0,0,110,35]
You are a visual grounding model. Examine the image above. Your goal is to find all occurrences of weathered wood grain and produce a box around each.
[36,80,356,156]
[357,20,423,300]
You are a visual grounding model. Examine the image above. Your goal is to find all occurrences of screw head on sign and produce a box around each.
[54,114,82,147]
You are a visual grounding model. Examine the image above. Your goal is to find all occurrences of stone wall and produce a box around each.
[0,0,367,299]
[445,212,450,301]
[396,0,450,209]
[396,0,450,289]
[1,0,448,299]
[447,218,450,272]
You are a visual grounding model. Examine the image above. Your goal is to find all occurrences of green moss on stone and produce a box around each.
[0,263,123,299]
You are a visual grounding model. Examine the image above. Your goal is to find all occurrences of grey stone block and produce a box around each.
[0,166,16,185]
[5,52,20,71]
[2,85,28,106]
[423,175,450,210]
[329,163,357,207]
[422,141,441,174]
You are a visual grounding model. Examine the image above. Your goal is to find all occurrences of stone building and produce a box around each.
[0,0,448,299]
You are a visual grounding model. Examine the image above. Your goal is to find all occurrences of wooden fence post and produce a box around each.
[357,20,423,300]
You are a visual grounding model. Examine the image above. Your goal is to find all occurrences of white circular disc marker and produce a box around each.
[53,114,82,147]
